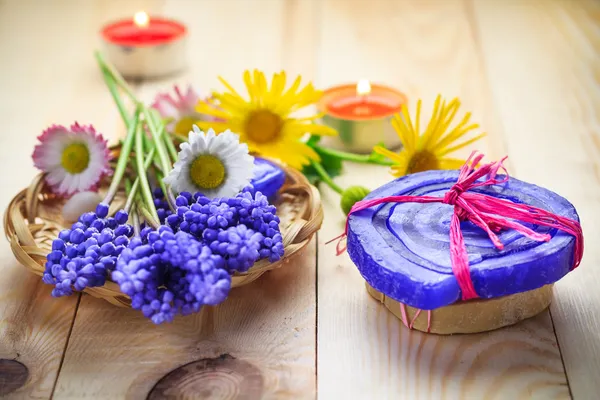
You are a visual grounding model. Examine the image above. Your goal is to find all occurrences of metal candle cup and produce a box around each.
[101,12,187,79]
[318,82,407,154]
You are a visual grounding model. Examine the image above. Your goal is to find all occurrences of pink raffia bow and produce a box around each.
[329,152,584,301]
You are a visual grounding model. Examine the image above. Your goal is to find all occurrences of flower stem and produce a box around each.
[309,160,344,195]
[95,51,139,105]
[138,203,160,229]
[155,168,175,209]
[131,204,141,237]
[103,108,141,205]
[143,108,172,174]
[150,109,178,161]
[313,144,395,166]
[144,108,177,212]
[135,121,160,222]
[124,146,156,213]
[98,67,131,127]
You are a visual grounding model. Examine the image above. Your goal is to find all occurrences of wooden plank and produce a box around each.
[472,0,600,397]
[53,0,319,398]
[0,0,133,397]
[315,0,570,398]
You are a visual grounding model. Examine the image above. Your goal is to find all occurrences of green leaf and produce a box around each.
[301,145,343,185]
[305,134,321,147]
[368,141,389,163]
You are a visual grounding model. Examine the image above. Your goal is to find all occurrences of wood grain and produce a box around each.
[472,0,600,397]
[52,0,319,399]
[315,0,569,398]
[54,245,316,399]
[0,0,127,397]
[1,0,599,398]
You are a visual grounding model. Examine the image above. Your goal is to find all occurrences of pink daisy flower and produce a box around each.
[32,123,111,197]
[152,85,217,136]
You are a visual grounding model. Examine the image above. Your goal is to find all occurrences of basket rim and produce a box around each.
[4,156,323,307]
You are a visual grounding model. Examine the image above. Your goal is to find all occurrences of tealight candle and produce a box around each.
[101,11,187,78]
[318,80,408,153]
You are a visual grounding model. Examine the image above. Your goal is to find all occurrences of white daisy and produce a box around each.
[163,126,255,198]
[32,123,111,197]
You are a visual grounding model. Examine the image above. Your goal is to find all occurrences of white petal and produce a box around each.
[46,168,66,185]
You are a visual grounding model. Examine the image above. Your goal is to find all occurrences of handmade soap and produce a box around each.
[250,158,285,199]
[346,168,581,333]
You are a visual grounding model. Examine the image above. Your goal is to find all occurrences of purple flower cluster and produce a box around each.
[165,188,284,273]
[112,226,230,324]
[43,203,133,297]
[153,188,173,224]
[44,184,284,324]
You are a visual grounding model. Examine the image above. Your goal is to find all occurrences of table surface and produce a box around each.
[1,0,599,399]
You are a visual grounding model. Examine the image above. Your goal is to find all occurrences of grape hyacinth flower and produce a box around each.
[205,225,263,273]
[42,203,133,297]
[153,187,173,224]
[236,190,285,262]
[166,188,284,271]
[112,226,231,324]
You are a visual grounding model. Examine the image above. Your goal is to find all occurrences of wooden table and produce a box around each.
[1,0,598,398]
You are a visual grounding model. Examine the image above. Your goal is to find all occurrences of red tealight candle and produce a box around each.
[101,11,187,78]
[318,81,408,153]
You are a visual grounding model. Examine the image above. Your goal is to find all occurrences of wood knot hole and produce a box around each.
[0,359,29,396]
[147,354,264,400]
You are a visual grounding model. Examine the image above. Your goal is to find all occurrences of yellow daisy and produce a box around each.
[195,70,336,170]
[375,95,485,177]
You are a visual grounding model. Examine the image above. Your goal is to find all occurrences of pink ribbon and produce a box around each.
[330,152,584,301]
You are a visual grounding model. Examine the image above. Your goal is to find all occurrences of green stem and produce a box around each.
[103,108,141,204]
[95,51,139,105]
[150,109,178,161]
[135,121,160,222]
[124,177,133,196]
[138,203,160,229]
[144,108,177,212]
[310,160,344,194]
[164,135,178,163]
[131,204,141,237]
[124,147,156,213]
[143,108,172,173]
[98,67,131,127]
[313,144,395,166]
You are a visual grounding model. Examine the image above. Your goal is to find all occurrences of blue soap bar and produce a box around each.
[250,158,286,198]
[347,170,579,310]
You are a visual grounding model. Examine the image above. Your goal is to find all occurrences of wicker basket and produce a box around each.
[4,161,323,307]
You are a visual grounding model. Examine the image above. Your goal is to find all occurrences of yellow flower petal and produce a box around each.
[438,158,467,170]
[392,113,416,153]
[218,76,244,99]
[418,94,442,150]
[380,95,484,177]
[374,145,412,165]
[436,132,486,157]
[194,69,332,169]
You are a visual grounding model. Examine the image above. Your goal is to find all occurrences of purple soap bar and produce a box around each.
[347,170,579,310]
[250,158,285,199]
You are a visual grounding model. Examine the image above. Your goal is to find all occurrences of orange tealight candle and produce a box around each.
[318,80,408,153]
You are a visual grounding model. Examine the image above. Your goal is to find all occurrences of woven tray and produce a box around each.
[4,160,323,307]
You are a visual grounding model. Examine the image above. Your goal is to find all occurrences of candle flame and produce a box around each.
[134,11,149,28]
[357,79,371,96]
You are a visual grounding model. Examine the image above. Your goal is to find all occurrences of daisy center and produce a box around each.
[407,150,439,174]
[245,110,282,143]
[61,143,90,174]
[174,116,197,136]
[189,155,226,189]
